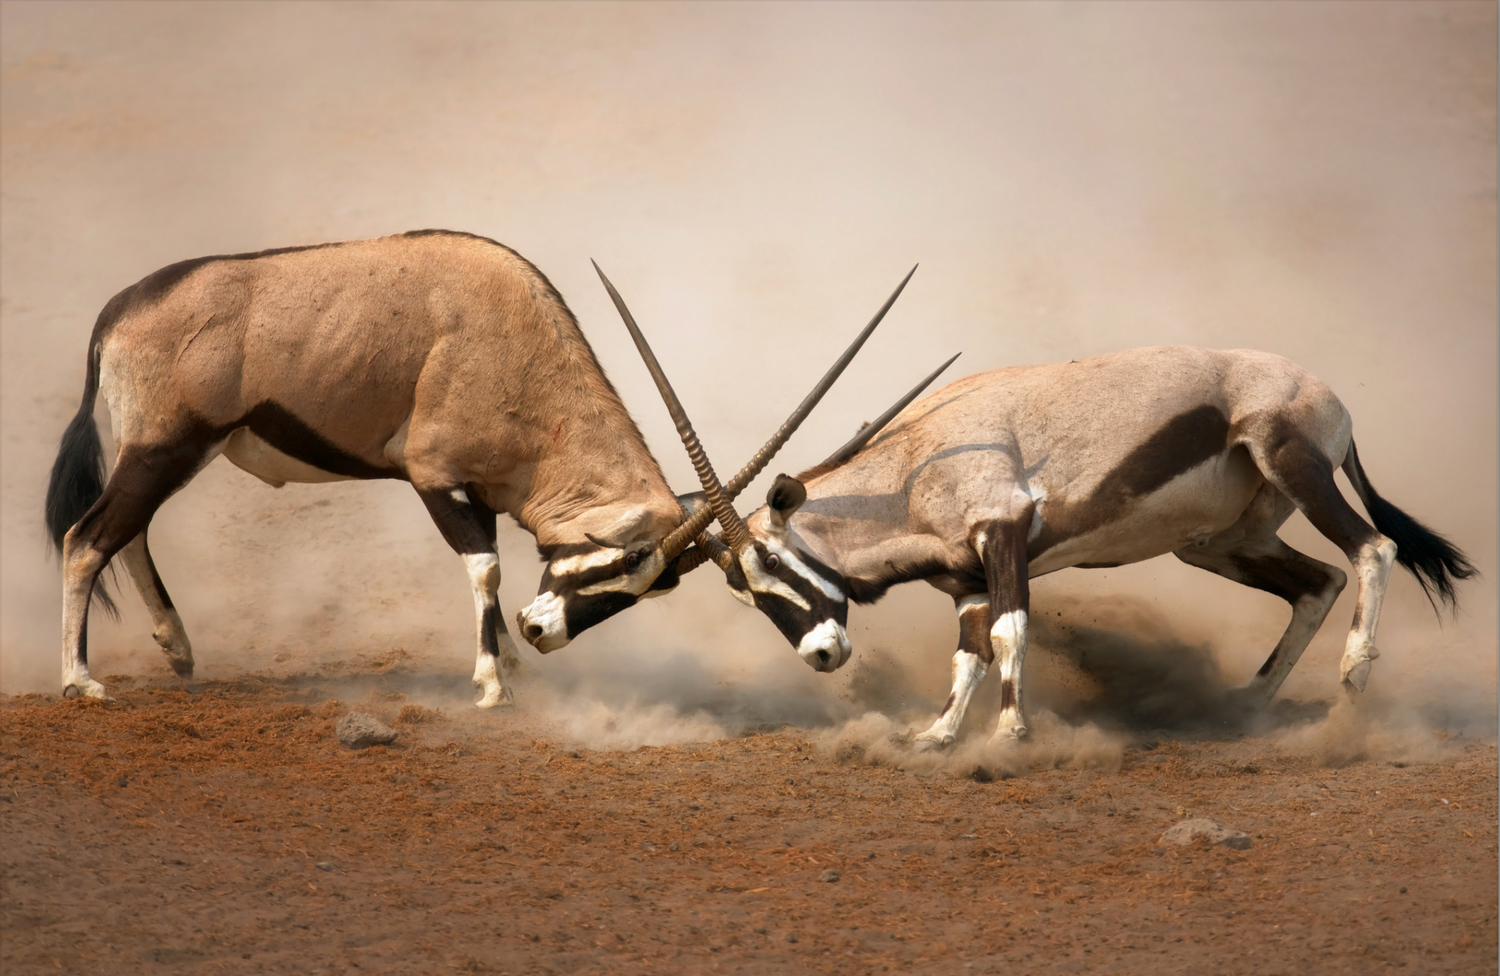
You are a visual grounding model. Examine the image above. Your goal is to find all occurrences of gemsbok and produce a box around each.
[622,343,1476,745]
[44,230,906,705]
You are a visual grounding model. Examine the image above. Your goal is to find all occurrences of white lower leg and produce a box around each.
[990,610,1029,740]
[60,545,110,700]
[1341,538,1395,695]
[916,650,988,746]
[465,552,511,708]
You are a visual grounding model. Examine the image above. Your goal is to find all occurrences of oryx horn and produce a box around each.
[816,352,960,468]
[593,262,750,560]
[720,265,918,499]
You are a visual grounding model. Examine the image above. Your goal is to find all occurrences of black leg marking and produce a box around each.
[1255,426,1379,559]
[978,515,1032,738]
[416,488,495,558]
[978,516,1032,625]
[957,598,992,658]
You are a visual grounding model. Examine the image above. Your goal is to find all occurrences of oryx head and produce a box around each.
[517,496,707,652]
[728,475,852,672]
[600,260,959,674]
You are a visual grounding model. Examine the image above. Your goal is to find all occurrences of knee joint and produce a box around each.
[989,609,1028,649]
[463,552,501,592]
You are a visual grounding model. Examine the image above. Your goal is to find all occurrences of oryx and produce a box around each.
[625,343,1475,745]
[44,230,899,704]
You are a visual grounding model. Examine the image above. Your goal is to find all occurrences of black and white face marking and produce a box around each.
[733,475,851,673]
[518,540,677,652]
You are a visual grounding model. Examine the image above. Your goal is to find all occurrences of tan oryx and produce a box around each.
[628,344,1475,745]
[43,231,903,705]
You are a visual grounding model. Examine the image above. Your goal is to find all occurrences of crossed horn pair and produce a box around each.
[592,261,958,573]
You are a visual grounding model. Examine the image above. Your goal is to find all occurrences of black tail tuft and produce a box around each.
[44,354,119,618]
[1346,442,1477,616]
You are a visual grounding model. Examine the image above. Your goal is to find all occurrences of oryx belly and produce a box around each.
[223,428,356,487]
[1029,449,1262,575]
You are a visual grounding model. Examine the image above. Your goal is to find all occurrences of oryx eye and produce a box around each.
[764,553,780,571]
[624,551,642,570]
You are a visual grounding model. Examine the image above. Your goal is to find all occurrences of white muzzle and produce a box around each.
[797,618,851,673]
[518,592,570,653]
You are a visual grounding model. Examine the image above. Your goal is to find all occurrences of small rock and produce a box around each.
[668,842,680,852]
[336,712,398,749]
[1160,818,1252,850]
[316,862,333,872]
[818,869,840,883]
[786,932,799,944]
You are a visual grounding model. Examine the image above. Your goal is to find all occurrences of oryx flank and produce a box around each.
[44,231,894,705]
[642,345,1476,745]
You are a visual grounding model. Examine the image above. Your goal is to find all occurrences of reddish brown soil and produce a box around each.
[2,674,1495,976]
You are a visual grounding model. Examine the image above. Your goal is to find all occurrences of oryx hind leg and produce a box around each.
[62,445,213,699]
[416,484,520,708]
[1173,483,1346,705]
[1245,430,1395,697]
[914,594,991,749]
[117,529,195,678]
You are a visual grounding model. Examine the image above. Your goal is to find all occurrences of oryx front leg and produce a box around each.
[463,551,517,708]
[417,485,518,709]
[978,515,1032,742]
[117,531,194,679]
[915,595,991,749]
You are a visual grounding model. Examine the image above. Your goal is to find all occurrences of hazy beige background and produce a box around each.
[2,2,1494,729]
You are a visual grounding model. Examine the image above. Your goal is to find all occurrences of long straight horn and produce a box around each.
[593,262,752,555]
[721,265,917,500]
[816,352,960,469]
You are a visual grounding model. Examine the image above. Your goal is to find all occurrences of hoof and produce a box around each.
[168,658,195,679]
[1341,658,1373,696]
[474,685,514,709]
[63,680,112,702]
[912,732,954,752]
[992,724,1029,743]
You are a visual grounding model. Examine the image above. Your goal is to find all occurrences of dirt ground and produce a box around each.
[1,663,1495,976]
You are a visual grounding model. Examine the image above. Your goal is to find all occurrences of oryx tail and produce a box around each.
[1342,440,1476,613]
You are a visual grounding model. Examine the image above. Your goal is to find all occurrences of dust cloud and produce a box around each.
[2,3,1494,758]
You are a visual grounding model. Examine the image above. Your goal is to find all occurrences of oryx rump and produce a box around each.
[650,345,1475,745]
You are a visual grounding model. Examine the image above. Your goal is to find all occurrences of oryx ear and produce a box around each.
[676,491,708,520]
[766,474,807,531]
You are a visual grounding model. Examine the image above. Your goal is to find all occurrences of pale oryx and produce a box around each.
[44,230,899,705]
[630,345,1475,745]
